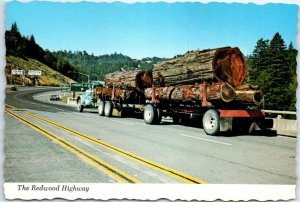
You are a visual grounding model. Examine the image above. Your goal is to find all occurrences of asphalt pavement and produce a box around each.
[4,87,297,184]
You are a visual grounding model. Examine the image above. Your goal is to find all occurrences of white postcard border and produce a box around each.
[4,183,296,201]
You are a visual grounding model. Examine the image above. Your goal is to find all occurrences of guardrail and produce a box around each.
[262,110,296,115]
[261,110,297,137]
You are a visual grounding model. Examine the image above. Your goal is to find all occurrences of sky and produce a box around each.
[5,1,298,59]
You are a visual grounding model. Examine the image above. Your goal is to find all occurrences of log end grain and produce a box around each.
[220,83,236,103]
[136,70,153,91]
[253,90,263,104]
[213,47,246,88]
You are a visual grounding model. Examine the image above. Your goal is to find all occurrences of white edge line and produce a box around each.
[178,133,232,146]
[52,107,65,111]
[73,112,90,117]
[111,120,135,126]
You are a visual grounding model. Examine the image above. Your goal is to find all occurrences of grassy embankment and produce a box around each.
[5,55,74,86]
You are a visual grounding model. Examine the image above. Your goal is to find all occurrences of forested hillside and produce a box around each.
[52,51,166,81]
[6,55,74,86]
[5,23,77,77]
[6,22,166,82]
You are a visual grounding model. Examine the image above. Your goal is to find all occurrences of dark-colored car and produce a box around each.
[50,95,61,101]
[10,86,17,91]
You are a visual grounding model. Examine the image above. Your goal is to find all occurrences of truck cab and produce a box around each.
[77,81,104,112]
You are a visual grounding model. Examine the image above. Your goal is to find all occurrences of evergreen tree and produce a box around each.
[5,22,78,79]
[6,22,22,52]
[248,38,269,84]
[287,42,297,111]
[248,33,296,111]
[264,32,289,110]
[287,42,297,76]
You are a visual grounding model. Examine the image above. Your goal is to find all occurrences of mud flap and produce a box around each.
[112,104,122,117]
[220,117,232,132]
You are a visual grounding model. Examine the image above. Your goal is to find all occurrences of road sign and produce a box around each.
[11,69,24,75]
[70,83,91,92]
[28,70,42,76]
[60,83,70,88]
[60,83,70,91]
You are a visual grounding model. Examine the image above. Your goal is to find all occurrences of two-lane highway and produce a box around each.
[4,87,296,184]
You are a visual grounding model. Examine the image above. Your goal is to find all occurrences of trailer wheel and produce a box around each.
[77,98,84,112]
[203,109,220,135]
[144,104,158,124]
[98,100,105,116]
[104,101,113,117]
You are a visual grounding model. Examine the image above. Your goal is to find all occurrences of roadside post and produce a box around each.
[11,69,24,86]
[28,70,42,86]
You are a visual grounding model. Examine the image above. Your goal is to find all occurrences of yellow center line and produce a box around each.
[5,103,17,110]
[12,105,207,184]
[5,108,140,184]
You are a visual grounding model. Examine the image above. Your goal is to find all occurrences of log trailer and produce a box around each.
[88,47,269,135]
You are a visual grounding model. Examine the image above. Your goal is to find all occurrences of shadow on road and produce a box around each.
[218,129,277,137]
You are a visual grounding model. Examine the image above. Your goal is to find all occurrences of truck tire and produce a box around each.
[98,100,105,116]
[104,101,113,117]
[203,109,220,136]
[144,104,158,124]
[77,98,84,112]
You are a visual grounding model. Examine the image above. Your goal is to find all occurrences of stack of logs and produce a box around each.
[95,47,263,106]
[145,47,262,106]
[94,86,136,101]
[104,69,153,92]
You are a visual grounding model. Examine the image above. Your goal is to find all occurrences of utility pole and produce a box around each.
[22,69,25,86]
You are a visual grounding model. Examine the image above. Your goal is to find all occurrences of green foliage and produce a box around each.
[6,22,166,83]
[5,22,77,78]
[287,42,298,111]
[248,38,269,84]
[247,32,297,111]
[52,51,166,82]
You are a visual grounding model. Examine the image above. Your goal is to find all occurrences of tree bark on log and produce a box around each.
[144,82,262,105]
[235,90,263,105]
[144,83,236,103]
[104,69,152,92]
[153,47,246,88]
[94,87,136,101]
[235,84,260,91]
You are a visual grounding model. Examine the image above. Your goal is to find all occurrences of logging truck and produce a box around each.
[91,47,269,135]
[76,81,104,112]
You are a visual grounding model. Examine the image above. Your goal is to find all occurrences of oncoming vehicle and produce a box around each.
[50,95,61,101]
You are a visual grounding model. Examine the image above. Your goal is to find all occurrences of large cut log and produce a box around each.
[104,69,152,92]
[144,83,236,103]
[94,87,136,101]
[235,90,263,105]
[153,47,246,88]
[234,84,263,104]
